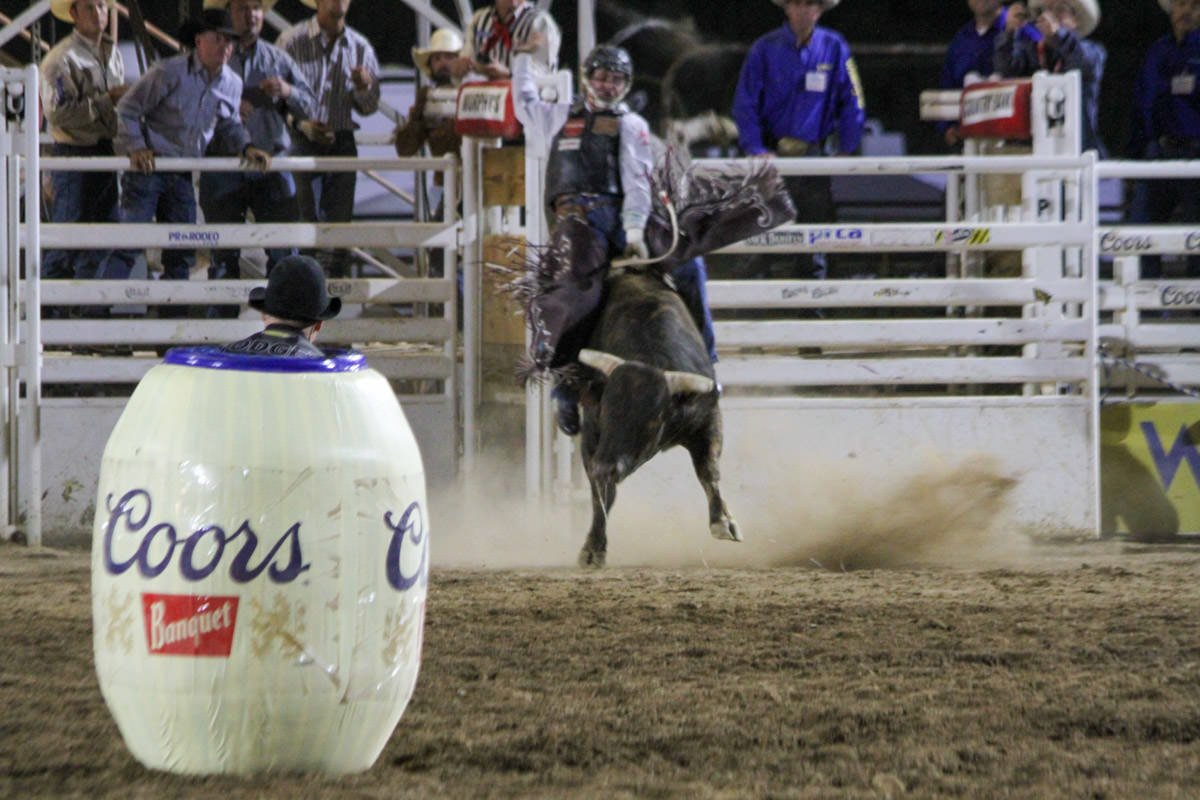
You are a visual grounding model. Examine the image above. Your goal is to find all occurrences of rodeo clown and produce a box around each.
[511,42,718,436]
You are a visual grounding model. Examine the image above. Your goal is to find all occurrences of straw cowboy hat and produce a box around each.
[1030,0,1100,37]
[412,28,465,78]
[772,0,841,9]
[50,0,77,23]
[203,0,280,11]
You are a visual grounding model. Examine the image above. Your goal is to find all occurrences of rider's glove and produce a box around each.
[623,226,649,260]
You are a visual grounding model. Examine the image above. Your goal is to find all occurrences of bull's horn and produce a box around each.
[578,349,625,376]
[664,370,716,396]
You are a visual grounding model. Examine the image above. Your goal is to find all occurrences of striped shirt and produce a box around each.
[276,17,380,132]
[465,2,560,75]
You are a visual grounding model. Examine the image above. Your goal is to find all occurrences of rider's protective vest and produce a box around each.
[545,101,624,204]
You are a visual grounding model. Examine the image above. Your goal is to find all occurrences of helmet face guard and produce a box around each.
[581,45,633,109]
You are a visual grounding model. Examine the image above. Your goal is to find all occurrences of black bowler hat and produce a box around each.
[248,255,342,325]
[179,8,238,43]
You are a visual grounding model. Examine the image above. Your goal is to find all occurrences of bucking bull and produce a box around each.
[509,160,794,567]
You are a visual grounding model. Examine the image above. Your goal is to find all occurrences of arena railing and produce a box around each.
[520,150,1104,534]
[24,150,465,546]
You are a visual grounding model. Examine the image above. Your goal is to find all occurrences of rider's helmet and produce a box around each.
[581,44,633,109]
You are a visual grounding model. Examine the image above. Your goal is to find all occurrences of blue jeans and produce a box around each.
[99,171,196,281]
[43,141,119,274]
[672,256,718,363]
[198,170,298,280]
[292,131,357,277]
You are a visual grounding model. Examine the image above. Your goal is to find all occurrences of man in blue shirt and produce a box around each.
[732,0,864,280]
[200,0,315,316]
[100,8,271,318]
[1128,0,1200,279]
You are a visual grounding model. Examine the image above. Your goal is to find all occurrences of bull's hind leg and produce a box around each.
[580,476,616,568]
[686,423,741,543]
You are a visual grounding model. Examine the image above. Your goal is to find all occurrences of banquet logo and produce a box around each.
[141,593,239,657]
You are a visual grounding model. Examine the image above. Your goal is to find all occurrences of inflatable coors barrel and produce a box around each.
[91,347,428,775]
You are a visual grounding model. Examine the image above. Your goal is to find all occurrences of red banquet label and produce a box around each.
[140,593,239,657]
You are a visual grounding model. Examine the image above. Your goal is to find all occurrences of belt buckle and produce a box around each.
[777,137,810,157]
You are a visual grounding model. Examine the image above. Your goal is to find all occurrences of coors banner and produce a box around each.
[91,349,428,775]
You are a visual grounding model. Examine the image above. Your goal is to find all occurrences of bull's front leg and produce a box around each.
[580,476,616,568]
[686,425,741,543]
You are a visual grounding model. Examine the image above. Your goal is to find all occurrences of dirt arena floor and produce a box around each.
[4,517,1200,799]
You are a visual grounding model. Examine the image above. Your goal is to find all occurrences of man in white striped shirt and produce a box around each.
[453,0,560,81]
[277,0,380,277]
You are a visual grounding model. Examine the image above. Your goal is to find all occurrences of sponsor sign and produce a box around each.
[934,227,992,246]
[141,593,239,657]
[455,81,521,139]
[959,80,1032,140]
[1101,402,1200,535]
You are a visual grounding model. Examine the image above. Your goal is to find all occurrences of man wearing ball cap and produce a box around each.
[199,0,315,314]
[222,254,341,357]
[732,0,865,281]
[1127,0,1200,279]
[39,0,127,317]
[995,0,1107,155]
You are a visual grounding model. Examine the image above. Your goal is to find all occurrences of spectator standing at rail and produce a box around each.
[1127,0,1200,279]
[199,0,315,316]
[731,0,865,280]
[453,0,561,80]
[39,0,127,318]
[513,42,717,435]
[994,0,1107,156]
[939,1,1041,147]
[220,254,340,357]
[394,28,462,163]
[101,8,271,319]
[277,0,380,278]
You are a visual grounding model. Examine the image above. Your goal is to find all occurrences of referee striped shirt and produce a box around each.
[466,2,560,75]
[277,17,380,132]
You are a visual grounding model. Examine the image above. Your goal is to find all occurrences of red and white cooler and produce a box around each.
[91,347,428,775]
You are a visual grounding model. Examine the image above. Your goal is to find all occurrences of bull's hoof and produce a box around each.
[578,547,606,569]
[710,518,742,543]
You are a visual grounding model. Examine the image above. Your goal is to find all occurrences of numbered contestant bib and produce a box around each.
[92,347,428,775]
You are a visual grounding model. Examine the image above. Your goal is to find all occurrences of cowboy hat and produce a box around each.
[412,28,465,78]
[248,255,342,324]
[203,0,279,11]
[50,0,77,23]
[1030,0,1100,37]
[772,0,841,9]
[178,7,238,43]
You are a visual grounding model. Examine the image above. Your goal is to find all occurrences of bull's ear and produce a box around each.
[578,349,625,377]
[664,370,715,396]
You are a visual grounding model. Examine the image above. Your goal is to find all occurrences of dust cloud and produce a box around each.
[430,444,1027,571]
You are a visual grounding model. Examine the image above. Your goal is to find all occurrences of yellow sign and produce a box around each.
[1101,402,1200,536]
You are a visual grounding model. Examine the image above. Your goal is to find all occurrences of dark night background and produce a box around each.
[0,0,1174,156]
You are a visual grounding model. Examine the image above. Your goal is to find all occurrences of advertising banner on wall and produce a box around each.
[1101,402,1200,537]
